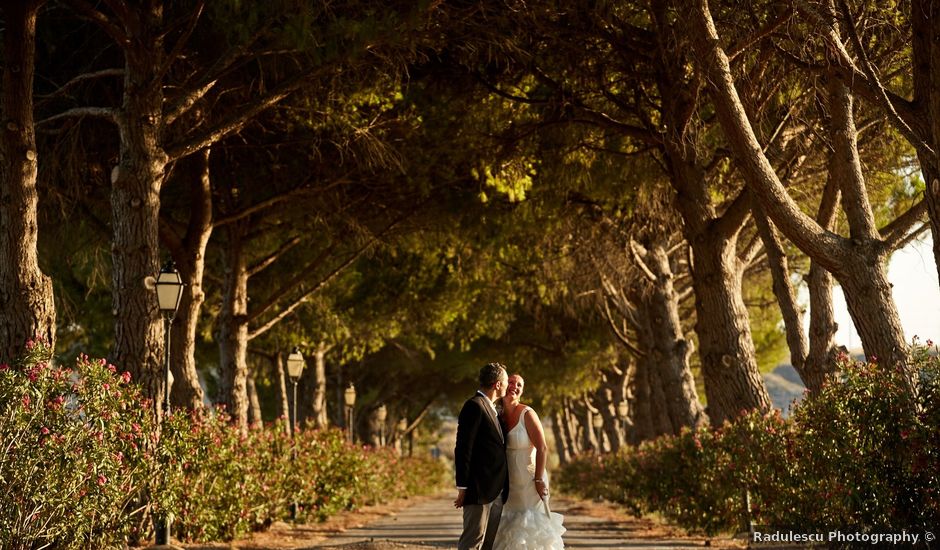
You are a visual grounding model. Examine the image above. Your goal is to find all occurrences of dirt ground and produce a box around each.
[174,494,449,550]
[168,493,745,550]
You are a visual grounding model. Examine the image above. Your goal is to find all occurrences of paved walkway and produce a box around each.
[309,495,741,549]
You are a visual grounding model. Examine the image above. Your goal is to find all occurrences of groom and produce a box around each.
[454,362,509,550]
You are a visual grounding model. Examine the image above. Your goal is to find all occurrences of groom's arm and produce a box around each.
[454,400,483,492]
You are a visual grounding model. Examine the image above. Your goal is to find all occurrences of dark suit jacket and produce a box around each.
[454,393,508,505]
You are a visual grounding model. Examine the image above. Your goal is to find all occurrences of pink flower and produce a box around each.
[21,395,31,408]
[108,364,117,373]
[40,427,50,435]
[97,474,107,486]
[121,372,131,383]
[26,339,35,350]
[102,383,110,391]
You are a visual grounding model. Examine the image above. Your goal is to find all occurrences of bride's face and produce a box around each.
[506,375,524,401]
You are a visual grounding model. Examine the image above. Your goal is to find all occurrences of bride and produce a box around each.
[494,373,566,550]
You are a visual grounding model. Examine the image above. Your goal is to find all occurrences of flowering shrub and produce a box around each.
[155,412,448,542]
[0,342,153,549]
[559,342,940,534]
[0,344,447,546]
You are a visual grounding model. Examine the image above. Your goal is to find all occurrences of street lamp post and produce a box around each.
[592,414,604,453]
[155,262,184,546]
[285,347,305,520]
[344,384,357,444]
[286,348,305,434]
[376,405,387,446]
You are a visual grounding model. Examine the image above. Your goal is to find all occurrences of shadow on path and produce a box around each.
[302,494,744,550]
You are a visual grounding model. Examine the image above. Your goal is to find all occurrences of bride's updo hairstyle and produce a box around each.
[479,362,507,388]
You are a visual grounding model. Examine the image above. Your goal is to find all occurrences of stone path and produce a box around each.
[306,495,744,550]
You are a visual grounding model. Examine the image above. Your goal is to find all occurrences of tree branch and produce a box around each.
[714,186,752,239]
[794,0,933,159]
[164,18,275,125]
[880,199,927,252]
[753,203,807,370]
[213,181,326,228]
[728,6,793,60]
[37,68,124,99]
[628,240,658,283]
[65,0,128,44]
[166,66,326,160]
[691,0,843,269]
[247,240,369,341]
[157,1,205,82]
[248,236,302,277]
[893,223,930,251]
[36,107,119,127]
[247,213,409,340]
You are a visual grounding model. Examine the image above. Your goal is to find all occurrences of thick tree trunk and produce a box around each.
[299,344,330,429]
[273,351,290,431]
[803,178,842,392]
[634,243,708,432]
[311,346,329,429]
[167,150,212,410]
[652,2,770,425]
[826,76,908,371]
[839,260,907,367]
[246,364,262,428]
[218,222,250,431]
[578,403,598,452]
[629,357,656,443]
[593,370,625,452]
[689,232,772,424]
[109,8,169,418]
[0,0,55,364]
[550,409,572,465]
[754,207,808,371]
[912,0,940,287]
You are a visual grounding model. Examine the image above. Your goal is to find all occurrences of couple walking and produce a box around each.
[454,362,566,550]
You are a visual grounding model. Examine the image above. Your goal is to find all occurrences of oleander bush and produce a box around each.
[0,344,448,547]
[559,341,940,535]
[154,415,448,542]
[0,342,154,549]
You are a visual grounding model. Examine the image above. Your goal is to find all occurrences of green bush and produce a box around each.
[0,344,448,546]
[0,342,154,549]
[155,409,448,542]
[559,342,940,534]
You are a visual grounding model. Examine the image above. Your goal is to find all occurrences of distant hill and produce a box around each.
[762,364,805,417]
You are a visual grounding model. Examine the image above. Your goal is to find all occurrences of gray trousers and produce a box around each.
[458,497,503,550]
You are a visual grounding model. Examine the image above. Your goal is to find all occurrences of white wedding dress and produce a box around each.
[493,407,566,550]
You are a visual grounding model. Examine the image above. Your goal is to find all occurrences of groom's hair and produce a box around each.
[479,362,506,388]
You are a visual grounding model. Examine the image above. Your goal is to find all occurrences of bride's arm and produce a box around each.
[523,408,549,497]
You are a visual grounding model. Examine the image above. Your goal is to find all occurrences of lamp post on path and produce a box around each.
[286,347,305,520]
[155,262,183,546]
[344,384,357,444]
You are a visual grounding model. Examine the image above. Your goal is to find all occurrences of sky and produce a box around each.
[825,236,940,351]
